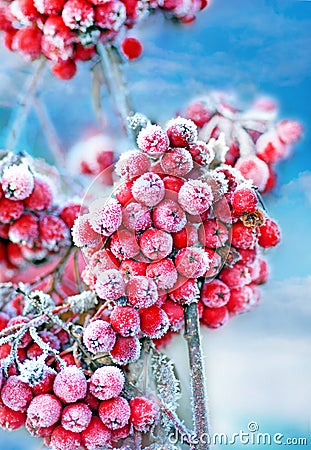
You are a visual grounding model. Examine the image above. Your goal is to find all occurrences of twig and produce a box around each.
[73,248,83,292]
[184,302,210,450]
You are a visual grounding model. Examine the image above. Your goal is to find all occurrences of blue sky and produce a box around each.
[0,0,310,449]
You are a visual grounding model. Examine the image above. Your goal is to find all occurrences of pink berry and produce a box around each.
[231,187,258,215]
[132,172,165,207]
[163,175,185,198]
[72,214,102,248]
[198,219,229,248]
[160,147,193,177]
[130,397,159,432]
[110,229,140,260]
[51,59,77,80]
[81,417,112,450]
[95,269,125,300]
[277,120,302,145]
[139,305,169,338]
[227,285,258,315]
[219,262,252,289]
[188,140,214,166]
[88,198,122,236]
[62,0,94,31]
[60,203,83,229]
[61,403,92,432]
[121,36,143,59]
[0,400,26,430]
[115,181,134,205]
[1,163,34,200]
[42,16,75,62]
[256,130,287,164]
[95,1,126,30]
[122,202,152,231]
[166,117,198,147]
[119,259,147,280]
[126,275,158,308]
[99,396,130,430]
[178,179,213,215]
[8,213,39,246]
[137,124,169,157]
[1,376,32,412]
[202,306,229,328]
[172,223,198,249]
[162,300,184,330]
[24,178,53,210]
[140,228,173,261]
[90,366,124,400]
[185,100,212,128]
[146,258,178,291]
[153,199,186,233]
[12,26,42,60]
[204,248,222,278]
[32,369,56,395]
[258,218,281,248]
[27,394,62,428]
[169,278,199,304]
[175,247,210,278]
[115,151,150,181]
[109,335,141,365]
[110,423,130,442]
[83,320,116,354]
[39,215,70,250]
[200,279,230,308]
[0,198,24,223]
[50,425,81,450]
[110,305,140,336]
[252,258,269,284]
[235,155,269,191]
[53,366,87,403]
[231,222,257,249]
[89,249,119,276]
[26,420,56,438]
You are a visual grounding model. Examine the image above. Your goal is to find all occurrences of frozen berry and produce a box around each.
[8,213,39,246]
[50,425,81,450]
[169,278,199,304]
[99,396,130,430]
[146,258,178,291]
[235,156,269,191]
[116,151,151,182]
[188,140,214,166]
[130,397,159,432]
[53,366,87,403]
[200,279,230,308]
[132,172,165,207]
[61,403,92,432]
[121,36,142,59]
[72,214,102,248]
[24,179,53,210]
[109,335,141,365]
[110,229,140,260]
[0,198,24,223]
[231,222,257,249]
[1,162,34,200]
[139,305,169,338]
[126,276,158,308]
[258,218,280,248]
[110,305,140,336]
[160,147,193,177]
[95,1,126,30]
[81,417,112,450]
[227,285,257,315]
[12,26,42,60]
[122,202,152,231]
[119,259,147,280]
[90,366,125,400]
[27,394,62,428]
[175,247,210,278]
[201,306,229,328]
[83,320,116,354]
[172,223,198,249]
[51,58,77,80]
[178,179,213,215]
[1,376,32,411]
[153,199,186,233]
[95,269,125,300]
[88,198,122,236]
[140,228,173,261]
[62,0,94,31]
[166,117,198,147]
[137,124,169,157]
[231,187,258,215]
[162,300,184,330]
[219,262,252,289]
[198,219,229,248]
[0,400,26,430]
[277,120,302,145]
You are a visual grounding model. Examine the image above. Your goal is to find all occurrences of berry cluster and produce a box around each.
[0,151,79,279]
[0,0,208,79]
[183,92,302,192]
[72,116,281,347]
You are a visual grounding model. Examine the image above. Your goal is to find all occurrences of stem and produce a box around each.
[6,59,46,151]
[184,302,210,450]
[96,43,135,144]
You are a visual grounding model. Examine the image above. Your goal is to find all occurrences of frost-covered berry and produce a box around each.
[160,147,193,177]
[227,285,257,315]
[90,249,119,276]
[83,320,116,354]
[122,202,152,231]
[153,199,186,233]
[0,198,24,223]
[204,248,222,278]
[172,223,198,249]
[53,366,87,403]
[27,394,62,428]
[24,179,53,210]
[99,396,130,430]
[61,403,92,432]
[137,124,169,157]
[8,213,39,246]
[139,305,170,338]
[109,335,141,365]
[231,187,258,215]
[202,306,229,328]
[34,0,65,14]
[51,58,77,80]
[60,203,83,229]
[130,397,159,432]
[132,172,165,207]
[119,259,147,280]
[162,300,184,330]
[178,179,213,215]
[0,400,26,430]
[1,162,34,200]
[200,279,230,308]
[277,120,302,145]
[90,366,125,400]
[198,219,229,248]
[258,218,281,248]
[188,140,214,166]
[256,130,287,163]
[219,263,252,289]
[42,16,75,62]
[95,1,126,30]
[32,369,56,395]
[72,214,101,248]
[231,222,257,249]
[126,275,158,308]
[169,278,199,304]
[88,198,122,236]
[175,247,210,278]
[235,156,269,191]
[12,26,42,60]
[50,425,81,450]
[81,417,112,450]
[146,258,178,291]
[39,215,70,250]
[185,101,213,127]
[115,181,134,205]
[163,175,184,197]
[1,376,32,411]
[140,228,173,261]
[95,269,125,300]
[252,258,269,284]
[121,36,142,59]
[115,151,150,181]
[62,0,95,31]
[110,229,140,260]
[110,305,140,336]
[166,117,198,147]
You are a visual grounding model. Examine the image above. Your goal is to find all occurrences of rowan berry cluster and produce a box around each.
[0,0,208,79]
[184,92,302,192]
[0,151,79,279]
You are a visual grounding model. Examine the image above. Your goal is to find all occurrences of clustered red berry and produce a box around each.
[0,152,80,278]
[183,92,302,192]
[0,0,208,79]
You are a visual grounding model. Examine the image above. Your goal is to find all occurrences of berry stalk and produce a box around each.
[184,302,210,450]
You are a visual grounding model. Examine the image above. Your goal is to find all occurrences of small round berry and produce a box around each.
[115,150,150,181]
[90,366,125,400]
[72,214,102,248]
[51,59,77,80]
[83,320,116,355]
[88,197,122,236]
[130,397,159,432]
[121,36,143,59]
[178,179,213,215]
[256,130,287,163]
[146,258,178,291]
[200,279,230,308]
[81,417,112,450]
[258,218,281,248]
[0,198,24,223]
[34,0,65,14]
[109,336,141,365]
[140,228,173,261]
[8,213,39,246]
[231,222,257,249]
[39,215,70,250]
[1,376,32,412]
[32,369,56,395]
[201,306,229,328]
[90,249,119,276]
[235,156,269,191]
[53,366,87,403]
[24,179,53,210]
[185,101,212,127]
[119,259,147,280]
[126,276,158,308]
[166,117,198,147]
[139,305,170,338]
[61,403,92,432]
[99,396,130,430]
[188,140,214,166]
[172,223,198,249]
[110,229,140,260]
[12,26,42,60]
[153,199,186,233]
[132,172,165,207]
[137,124,169,157]
[277,120,302,145]
[204,248,222,278]
[95,269,125,300]
[95,1,126,30]
[60,203,83,228]
[1,162,34,200]
[169,278,199,304]
[160,147,193,177]
[122,202,152,231]
[175,247,210,278]
[110,423,130,442]
[231,187,258,215]
[227,285,258,315]
[219,263,252,289]
[252,258,269,284]
[162,300,184,330]
[110,305,140,336]
[27,394,62,428]
[0,400,26,430]
[198,219,229,248]
[62,0,95,31]
[50,425,81,450]
[163,176,184,198]
[115,181,134,205]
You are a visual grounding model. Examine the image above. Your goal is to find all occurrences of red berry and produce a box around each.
[1,376,32,412]
[202,306,229,328]
[119,259,147,280]
[62,403,92,432]
[153,199,186,233]
[258,218,280,248]
[204,248,222,278]
[146,258,178,292]
[12,26,42,60]
[139,305,169,338]
[162,300,184,330]
[90,249,119,276]
[0,198,24,223]
[95,268,125,300]
[88,198,122,236]
[122,202,152,231]
[140,228,173,261]
[169,278,199,304]
[178,179,213,215]
[109,335,141,365]
[166,117,198,147]
[115,181,134,205]
[110,229,140,260]
[130,397,159,432]
[99,396,130,430]
[95,1,126,30]
[27,394,62,428]
[198,219,229,248]
[24,179,53,210]
[235,156,269,191]
[175,247,210,278]
[8,213,39,246]
[160,147,193,177]
[62,0,94,30]
[231,187,258,215]
[81,417,112,450]
[132,172,165,207]
[277,120,302,145]
[252,258,269,284]
[34,0,65,15]
[0,400,26,430]
[72,214,102,248]
[126,275,158,308]
[137,124,169,157]
[53,366,87,403]
[185,101,211,128]
[32,369,56,395]
[51,59,77,80]
[219,262,252,289]
[172,223,198,249]
[227,285,258,315]
[188,141,214,166]
[115,151,150,181]
[121,37,142,60]
[200,279,230,308]
[50,425,81,450]
[83,320,117,354]
[110,305,140,337]
[90,366,124,400]
[231,222,257,249]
